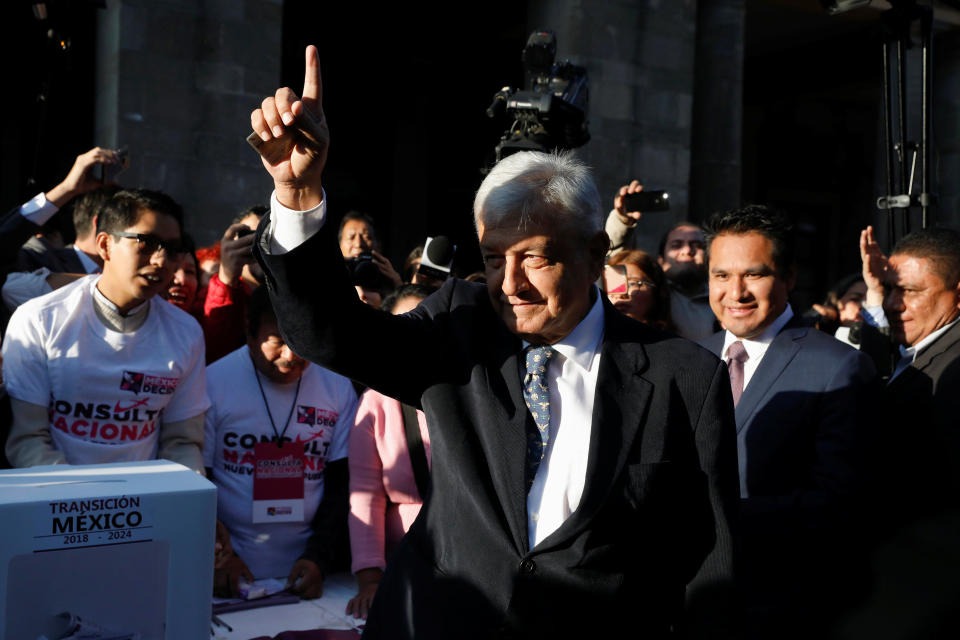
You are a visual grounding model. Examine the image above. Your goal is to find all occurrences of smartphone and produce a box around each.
[602,264,628,296]
[622,190,670,213]
[94,147,130,183]
[236,226,255,238]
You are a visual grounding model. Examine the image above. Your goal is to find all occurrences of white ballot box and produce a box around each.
[0,460,216,640]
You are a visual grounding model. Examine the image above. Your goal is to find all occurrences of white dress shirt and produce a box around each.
[524,292,604,549]
[720,304,795,390]
[265,190,606,550]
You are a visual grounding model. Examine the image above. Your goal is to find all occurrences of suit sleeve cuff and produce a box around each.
[20,193,59,226]
[267,188,328,255]
[861,304,888,329]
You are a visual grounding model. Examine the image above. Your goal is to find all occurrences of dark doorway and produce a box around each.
[742,1,882,310]
[2,1,99,243]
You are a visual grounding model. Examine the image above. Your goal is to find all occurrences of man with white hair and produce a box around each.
[248,46,738,639]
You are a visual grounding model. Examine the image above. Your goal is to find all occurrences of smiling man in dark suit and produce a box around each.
[248,46,739,639]
[700,205,876,639]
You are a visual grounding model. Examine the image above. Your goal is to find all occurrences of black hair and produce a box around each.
[702,204,796,277]
[892,227,960,287]
[382,283,436,314]
[96,189,184,235]
[337,211,377,242]
[246,285,276,338]
[232,205,268,225]
[178,232,199,273]
[73,184,122,239]
[657,221,702,258]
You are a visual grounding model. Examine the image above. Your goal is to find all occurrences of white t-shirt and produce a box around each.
[2,275,210,464]
[204,346,358,579]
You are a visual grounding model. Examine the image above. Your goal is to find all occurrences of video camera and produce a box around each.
[485,30,590,166]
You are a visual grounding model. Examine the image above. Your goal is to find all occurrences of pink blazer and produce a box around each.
[348,389,431,574]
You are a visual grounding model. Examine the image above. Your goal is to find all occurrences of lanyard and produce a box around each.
[250,352,302,446]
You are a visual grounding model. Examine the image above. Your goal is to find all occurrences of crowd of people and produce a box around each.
[1,43,959,639]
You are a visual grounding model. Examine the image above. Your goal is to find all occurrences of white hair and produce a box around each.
[473,150,603,238]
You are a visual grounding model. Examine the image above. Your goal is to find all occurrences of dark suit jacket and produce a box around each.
[18,238,87,274]
[702,322,876,634]
[255,216,739,639]
[845,319,960,640]
[879,319,960,523]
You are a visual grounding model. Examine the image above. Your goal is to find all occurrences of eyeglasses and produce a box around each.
[111,232,183,257]
[627,279,657,292]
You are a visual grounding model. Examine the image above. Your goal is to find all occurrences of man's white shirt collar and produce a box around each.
[72,245,100,274]
[523,287,605,371]
[892,315,960,382]
[722,304,794,361]
[721,305,794,390]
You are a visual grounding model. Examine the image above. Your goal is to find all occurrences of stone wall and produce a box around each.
[95,0,283,245]
[527,0,699,254]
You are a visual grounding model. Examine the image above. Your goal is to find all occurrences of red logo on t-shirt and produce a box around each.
[119,371,179,395]
[120,371,144,393]
[296,405,316,425]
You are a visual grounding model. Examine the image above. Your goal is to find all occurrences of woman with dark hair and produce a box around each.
[606,249,673,331]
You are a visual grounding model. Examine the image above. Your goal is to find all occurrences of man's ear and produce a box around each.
[95,231,111,262]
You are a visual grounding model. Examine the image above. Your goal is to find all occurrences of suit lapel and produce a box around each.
[910,320,960,373]
[535,312,652,552]
[734,326,804,430]
[483,334,532,556]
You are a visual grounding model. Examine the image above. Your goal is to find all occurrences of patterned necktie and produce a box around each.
[523,345,555,492]
[727,340,749,407]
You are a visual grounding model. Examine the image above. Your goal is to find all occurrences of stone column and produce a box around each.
[527,0,698,254]
[95,0,283,245]
[688,0,745,222]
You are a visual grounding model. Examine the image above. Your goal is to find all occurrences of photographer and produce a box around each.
[203,206,267,363]
[338,211,402,290]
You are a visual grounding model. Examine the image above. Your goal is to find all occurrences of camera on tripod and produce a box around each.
[485,29,590,166]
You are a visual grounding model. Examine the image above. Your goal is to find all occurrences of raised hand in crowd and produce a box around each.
[218,222,257,287]
[860,225,888,308]
[612,179,645,224]
[45,147,123,208]
[250,44,328,210]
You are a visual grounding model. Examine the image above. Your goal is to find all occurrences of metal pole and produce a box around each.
[883,40,896,249]
[897,37,911,235]
[921,8,932,229]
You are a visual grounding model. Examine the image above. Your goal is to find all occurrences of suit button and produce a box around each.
[519,558,536,574]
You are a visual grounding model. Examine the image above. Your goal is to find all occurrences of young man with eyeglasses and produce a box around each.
[2,189,209,471]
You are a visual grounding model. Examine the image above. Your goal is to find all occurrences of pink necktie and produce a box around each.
[727,341,749,407]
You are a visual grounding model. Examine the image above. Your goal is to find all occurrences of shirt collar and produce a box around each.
[72,245,101,274]
[722,304,794,359]
[93,278,149,317]
[899,314,960,360]
[523,286,605,372]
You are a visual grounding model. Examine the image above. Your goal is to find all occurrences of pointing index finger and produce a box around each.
[302,45,321,107]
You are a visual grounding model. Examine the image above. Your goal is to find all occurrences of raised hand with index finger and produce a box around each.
[249,44,329,211]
